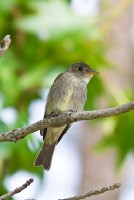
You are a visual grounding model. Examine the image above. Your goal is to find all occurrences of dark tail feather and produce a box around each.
[34,142,56,170]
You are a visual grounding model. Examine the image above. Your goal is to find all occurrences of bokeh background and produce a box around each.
[0,0,134,199]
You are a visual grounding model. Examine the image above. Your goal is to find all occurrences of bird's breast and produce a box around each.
[45,73,87,115]
[56,88,73,111]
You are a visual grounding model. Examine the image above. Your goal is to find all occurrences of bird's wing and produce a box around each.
[57,124,71,144]
[41,72,73,142]
[45,72,73,116]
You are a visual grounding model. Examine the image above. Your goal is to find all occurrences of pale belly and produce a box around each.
[45,74,87,115]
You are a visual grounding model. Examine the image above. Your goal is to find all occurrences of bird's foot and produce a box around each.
[47,110,75,119]
[50,112,64,118]
[68,109,76,113]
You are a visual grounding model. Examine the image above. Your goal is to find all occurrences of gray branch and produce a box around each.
[0,179,34,200]
[0,100,134,143]
[0,35,11,57]
[59,183,121,200]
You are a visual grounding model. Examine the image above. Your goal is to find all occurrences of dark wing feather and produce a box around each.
[57,124,71,144]
[40,114,47,140]
[42,128,47,140]
[42,124,71,143]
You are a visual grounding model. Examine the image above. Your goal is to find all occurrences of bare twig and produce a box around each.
[0,178,34,200]
[59,182,121,200]
[0,35,11,57]
[0,101,134,142]
[0,100,133,143]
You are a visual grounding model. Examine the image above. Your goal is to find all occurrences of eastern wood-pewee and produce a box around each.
[34,62,98,170]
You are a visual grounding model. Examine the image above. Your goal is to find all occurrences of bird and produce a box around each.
[34,62,99,170]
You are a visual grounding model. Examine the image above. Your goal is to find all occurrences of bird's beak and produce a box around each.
[87,69,99,75]
[91,70,99,75]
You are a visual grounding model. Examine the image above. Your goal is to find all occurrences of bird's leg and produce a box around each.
[68,109,76,112]
[50,110,74,118]
[50,112,65,118]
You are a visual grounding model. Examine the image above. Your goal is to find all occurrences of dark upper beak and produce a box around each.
[87,69,99,75]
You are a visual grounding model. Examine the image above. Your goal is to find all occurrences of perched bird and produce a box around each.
[34,62,98,170]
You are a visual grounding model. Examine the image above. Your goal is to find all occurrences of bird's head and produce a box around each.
[67,62,99,84]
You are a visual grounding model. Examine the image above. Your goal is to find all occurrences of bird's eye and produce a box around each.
[78,66,83,71]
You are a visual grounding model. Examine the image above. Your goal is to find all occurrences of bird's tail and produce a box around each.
[34,141,56,170]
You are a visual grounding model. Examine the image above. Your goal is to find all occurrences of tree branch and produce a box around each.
[0,178,34,200]
[59,182,121,200]
[0,35,11,57]
[0,100,134,143]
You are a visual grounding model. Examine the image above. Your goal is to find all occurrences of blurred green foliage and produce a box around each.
[0,0,133,197]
